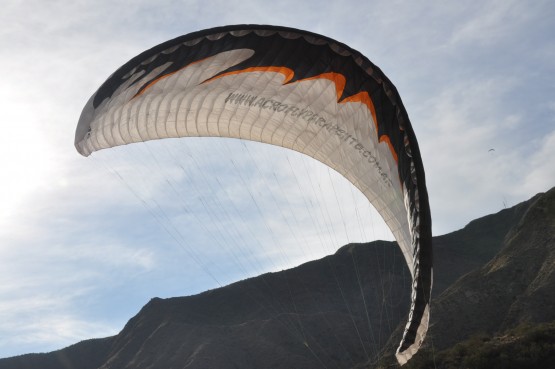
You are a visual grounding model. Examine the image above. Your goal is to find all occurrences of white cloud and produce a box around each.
[449,0,542,47]
[412,74,522,231]
[0,309,116,356]
[519,129,555,196]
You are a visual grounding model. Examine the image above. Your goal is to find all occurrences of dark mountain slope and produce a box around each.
[428,187,555,349]
[431,194,537,296]
[1,189,550,369]
[0,337,113,369]
[96,241,413,369]
[378,187,555,368]
[1,241,411,369]
[403,321,555,369]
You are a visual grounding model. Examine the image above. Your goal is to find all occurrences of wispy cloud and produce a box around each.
[449,0,543,47]
[414,75,524,229]
[520,129,555,196]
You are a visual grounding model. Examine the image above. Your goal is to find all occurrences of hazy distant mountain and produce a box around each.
[1,188,552,369]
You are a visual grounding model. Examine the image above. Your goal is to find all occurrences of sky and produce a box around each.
[1,0,554,359]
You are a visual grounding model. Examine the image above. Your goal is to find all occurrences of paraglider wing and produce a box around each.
[75,25,432,365]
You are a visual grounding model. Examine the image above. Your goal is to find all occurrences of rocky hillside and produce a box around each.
[402,321,555,369]
[1,241,411,369]
[1,188,552,369]
[428,186,555,348]
[378,187,555,367]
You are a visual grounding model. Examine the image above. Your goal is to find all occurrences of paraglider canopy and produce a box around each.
[75,24,432,364]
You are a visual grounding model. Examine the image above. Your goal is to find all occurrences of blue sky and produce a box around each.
[0,0,554,358]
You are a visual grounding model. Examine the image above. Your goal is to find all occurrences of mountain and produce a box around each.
[1,240,411,369]
[1,188,553,369]
[400,321,555,369]
[430,186,555,347]
[378,187,555,367]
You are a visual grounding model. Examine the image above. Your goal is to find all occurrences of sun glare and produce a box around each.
[0,115,54,223]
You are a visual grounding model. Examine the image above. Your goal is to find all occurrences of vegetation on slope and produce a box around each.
[402,321,555,369]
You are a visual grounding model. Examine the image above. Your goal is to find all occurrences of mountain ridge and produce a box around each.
[377,187,555,367]
[1,188,552,369]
